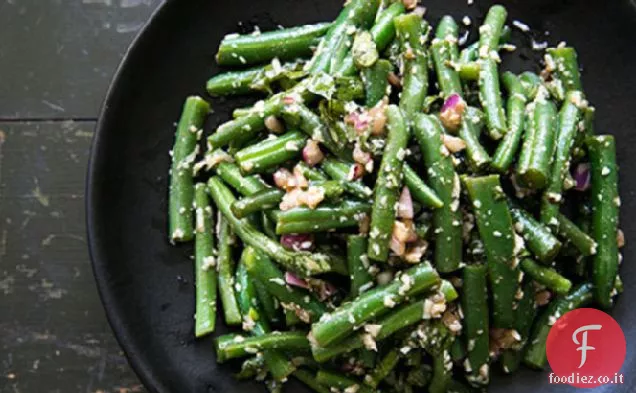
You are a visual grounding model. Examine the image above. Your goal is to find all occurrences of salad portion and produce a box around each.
[167,1,623,391]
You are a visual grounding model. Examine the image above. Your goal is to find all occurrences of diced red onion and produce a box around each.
[369,100,388,135]
[273,168,294,190]
[397,187,414,219]
[573,163,591,191]
[285,271,310,289]
[390,234,406,256]
[302,139,324,166]
[347,163,365,180]
[440,94,466,131]
[345,111,370,134]
[441,134,467,153]
[280,233,314,252]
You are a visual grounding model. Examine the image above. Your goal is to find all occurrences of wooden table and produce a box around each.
[0,1,163,391]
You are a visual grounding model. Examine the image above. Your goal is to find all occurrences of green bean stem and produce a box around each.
[587,135,620,308]
[478,58,507,140]
[310,262,440,347]
[524,283,593,369]
[395,14,429,117]
[510,206,562,264]
[540,91,584,228]
[368,105,409,261]
[207,176,341,276]
[492,72,528,172]
[169,96,210,242]
[194,184,217,337]
[463,175,518,328]
[412,114,462,273]
[216,23,331,66]
[462,264,490,386]
[217,215,242,326]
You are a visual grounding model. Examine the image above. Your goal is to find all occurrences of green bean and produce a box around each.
[546,47,583,92]
[362,59,393,107]
[216,331,310,362]
[236,250,294,380]
[216,215,242,326]
[311,300,427,362]
[235,131,307,174]
[276,201,371,234]
[296,161,328,182]
[216,23,331,66]
[282,102,350,159]
[463,175,519,328]
[208,94,283,149]
[234,355,265,380]
[347,235,373,297]
[207,67,265,96]
[352,31,380,69]
[407,367,431,388]
[440,279,459,302]
[501,279,537,374]
[321,158,374,200]
[458,61,480,81]
[368,105,409,262]
[285,308,302,327]
[478,58,507,140]
[520,258,572,295]
[478,5,508,58]
[459,107,491,170]
[459,25,511,63]
[366,349,400,388]
[293,369,332,393]
[371,2,406,50]
[403,163,444,209]
[524,283,593,369]
[519,72,542,100]
[243,248,327,323]
[540,91,584,228]
[395,14,429,117]
[335,2,406,76]
[254,278,282,326]
[436,16,460,61]
[462,264,489,386]
[310,262,440,347]
[587,135,620,308]
[306,0,379,74]
[556,213,597,257]
[193,184,217,337]
[450,337,466,365]
[431,39,462,98]
[169,96,210,242]
[232,188,285,219]
[429,351,452,393]
[517,96,558,189]
[216,162,269,196]
[208,176,340,276]
[510,206,562,264]
[492,72,527,172]
[316,371,374,393]
[412,114,462,273]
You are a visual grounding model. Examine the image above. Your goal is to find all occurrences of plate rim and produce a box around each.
[86,1,173,392]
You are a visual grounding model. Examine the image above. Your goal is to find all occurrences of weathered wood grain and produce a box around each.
[0,0,160,119]
[0,121,144,392]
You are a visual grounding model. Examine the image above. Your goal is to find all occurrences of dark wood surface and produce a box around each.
[1,1,162,391]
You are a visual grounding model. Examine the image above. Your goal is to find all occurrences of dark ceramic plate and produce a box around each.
[87,0,636,392]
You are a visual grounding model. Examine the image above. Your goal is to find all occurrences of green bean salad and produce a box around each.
[168,1,623,391]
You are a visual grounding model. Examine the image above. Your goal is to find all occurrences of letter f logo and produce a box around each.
[572,324,602,368]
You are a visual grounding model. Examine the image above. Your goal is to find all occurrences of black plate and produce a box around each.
[87,0,636,392]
